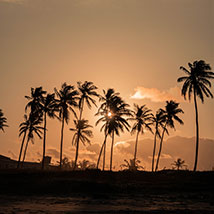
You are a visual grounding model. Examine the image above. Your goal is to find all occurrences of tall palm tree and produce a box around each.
[77,81,99,119]
[96,89,131,171]
[128,104,153,166]
[41,93,57,169]
[155,100,184,171]
[17,113,43,168]
[151,109,165,172]
[0,109,8,132]
[70,119,93,169]
[54,83,79,168]
[177,60,214,171]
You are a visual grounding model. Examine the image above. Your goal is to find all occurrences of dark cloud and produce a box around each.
[86,143,101,155]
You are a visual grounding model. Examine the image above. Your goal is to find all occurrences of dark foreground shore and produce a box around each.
[0,169,214,213]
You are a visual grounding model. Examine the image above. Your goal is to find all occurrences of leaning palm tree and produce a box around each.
[128,104,153,166]
[77,81,99,119]
[177,60,214,171]
[70,119,93,169]
[155,100,184,171]
[96,89,131,171]
[54,83,79,168]
[41,93,57,169]
[172,158,187,170]
[151,109,165,172]
[18,113,43,168]
[0,109,8,132]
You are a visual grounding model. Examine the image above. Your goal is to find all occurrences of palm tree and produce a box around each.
[54,83,79,168]
[151,109,165,172]
[17,113,43,168]
[77,81,99,119]
[70,119,93,169]
[96,89,131,171]
[172,158,187,170]
[41,93,57,169]
[0,109,8,132]
[120,159,144,171]
[177,60,214,171]
[25,87,46,117]
[95,89,121,170]
[128,104,153,167]
[155,100,184,171]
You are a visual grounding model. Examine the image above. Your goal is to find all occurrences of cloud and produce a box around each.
[8,150,17,159]
[0,0,24,3]
[131,86,183,103]
[46,148,60,159]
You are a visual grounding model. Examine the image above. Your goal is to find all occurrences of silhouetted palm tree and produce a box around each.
[95,89,121,170]
[128,104,153,166]
[41,93,57,169]
[77,81,99,119]
[54,83,79,168]
[177,60,214,171]
[151,109,165,172]
[18,113,43,168]
[96,89,131,171]
[155,100,184,171]
[172,158,187,170]
[0,109,8,132]
[25,87,46,117]
[70,119,93,169]
[120,158,144,171]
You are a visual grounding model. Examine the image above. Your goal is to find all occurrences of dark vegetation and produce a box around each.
[0,169,214,197]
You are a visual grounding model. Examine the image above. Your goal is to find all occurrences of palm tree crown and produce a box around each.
[0,109,8,132]
[178,60,214,102]
[77,81,99,119]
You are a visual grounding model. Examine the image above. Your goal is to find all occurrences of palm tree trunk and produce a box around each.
[17,132,27,169]
[22,139,29,167]
[110,131,114,171]
[193,91,199,171]
[74,131,80,170]
[42,112,47,170]
[152,129,158,172]
[59,117,65,169]
[103,140,106,171]
[133,131,140,164]
[79,99,84,120]
[96,133,107,169]
[155,123,166,171]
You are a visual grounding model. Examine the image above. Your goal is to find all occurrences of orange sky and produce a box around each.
[0,0,213,170]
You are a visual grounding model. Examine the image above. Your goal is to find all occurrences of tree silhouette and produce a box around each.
[18,113,43,168]
[41,93,57,169]
[55,83,79,169]
[25,87,46,117]
[96,89,131,171]
[128,104,153,166]
[120,158,144,171]
[151,109,165,172]
[155,100,184,171]
[172,158,187,170]
[95,89,121,170]
[177,60,214,171]
[0,109,8,132]
[77,81,99,119]
[70,119,93,169]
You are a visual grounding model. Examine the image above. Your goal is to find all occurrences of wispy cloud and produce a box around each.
[131,86,183,103]
[0,0,24,4]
